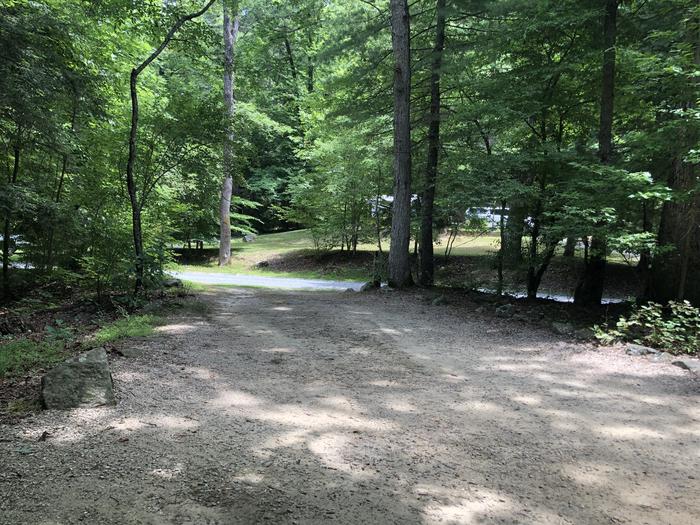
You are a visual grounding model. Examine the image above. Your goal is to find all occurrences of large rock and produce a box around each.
[41,348,115,410]
[651,351,676,363]
[625,343,659,356]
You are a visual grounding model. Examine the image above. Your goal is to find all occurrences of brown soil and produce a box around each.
[0,287,698,524]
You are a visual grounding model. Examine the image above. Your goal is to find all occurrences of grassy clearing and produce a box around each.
[172,229,501,282]
[0,338,66,377]
[87,314,160,347]
[171,229,639,299]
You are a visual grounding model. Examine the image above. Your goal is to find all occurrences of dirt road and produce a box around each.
[1,287,698,524]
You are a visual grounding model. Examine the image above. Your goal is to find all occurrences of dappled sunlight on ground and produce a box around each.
[1,287,698,524]
[155,322,200,335]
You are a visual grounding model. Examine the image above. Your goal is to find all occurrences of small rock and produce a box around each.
[651,352,675,363]
[496,304,515,318]
[625,344,659,356]
[551,321,575,336]
[162,278,182,288]
[41,348,116,410]
[672,359,700,374]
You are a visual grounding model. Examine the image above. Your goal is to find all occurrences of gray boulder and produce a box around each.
[651,352,676,363]
[625,343,659,356]
[41,348,115,410]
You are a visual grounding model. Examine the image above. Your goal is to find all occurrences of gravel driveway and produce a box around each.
[1,287,698,524]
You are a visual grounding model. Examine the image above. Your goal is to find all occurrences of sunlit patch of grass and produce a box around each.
[0,338,65,377]
[89,314,161,347]
[171,229,502,282]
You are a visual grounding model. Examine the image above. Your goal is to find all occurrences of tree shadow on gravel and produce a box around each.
[1,290,698,524]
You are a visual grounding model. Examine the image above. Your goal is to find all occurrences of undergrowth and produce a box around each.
[595,300,700,355]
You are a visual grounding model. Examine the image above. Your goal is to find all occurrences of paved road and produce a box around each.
[170,270,365,291]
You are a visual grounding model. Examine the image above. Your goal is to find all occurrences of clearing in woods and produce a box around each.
[1,287,698,524]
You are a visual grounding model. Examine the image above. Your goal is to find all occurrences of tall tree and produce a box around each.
[388,0,413,288]
[418,0,447,286]
[574,0,618,305]
[219,0,240,266]
[126,0,216,291]
[649,2,700,304]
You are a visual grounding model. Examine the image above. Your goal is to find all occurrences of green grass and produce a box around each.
[0,338,65,377]
[172,229,501,282]
[88,314,160,347]
[172,229,634,287]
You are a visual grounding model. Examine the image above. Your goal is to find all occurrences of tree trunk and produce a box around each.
[127,69,146,292]
[574,235,607,304]
[387,0,413,288]
[526,243,556,300]
[2,145,20,299]
[126,0,216,292]
[563,236,576,257]
[219,1,240,266]
[497,199,506,295]
[375,170,383,253]
[47,95,78,272]
[574,0,617,306]
[650,160,700,304]
[418,0,446,287]
[649,6,700,305]
[503,200,526,264]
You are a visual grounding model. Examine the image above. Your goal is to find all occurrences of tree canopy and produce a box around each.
[1,0,698,305]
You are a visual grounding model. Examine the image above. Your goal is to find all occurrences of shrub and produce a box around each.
[596,301,700,355]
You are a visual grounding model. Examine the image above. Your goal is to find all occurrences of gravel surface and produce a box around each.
[1,287,698,524]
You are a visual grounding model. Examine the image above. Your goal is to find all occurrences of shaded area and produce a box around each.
[0,288,698,524]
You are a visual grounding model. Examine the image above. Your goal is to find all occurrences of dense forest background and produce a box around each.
[0,0,698,306]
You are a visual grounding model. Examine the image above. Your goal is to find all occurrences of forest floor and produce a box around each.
[1,286,698,524]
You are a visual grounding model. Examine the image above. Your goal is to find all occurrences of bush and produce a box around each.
[596,301,700,355]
